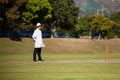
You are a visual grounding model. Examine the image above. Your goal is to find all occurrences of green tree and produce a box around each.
[110,12,120,38]
[22,0,52,25]
[0,0,27,32]
[110,12,120,23]
[74,16,91,36]
[91,14,114,39]
[48,0,79,30]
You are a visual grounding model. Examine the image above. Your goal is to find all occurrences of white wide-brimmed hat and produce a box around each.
[36,23,41,27]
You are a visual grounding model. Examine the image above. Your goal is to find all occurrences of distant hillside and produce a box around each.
[74,0,120,16]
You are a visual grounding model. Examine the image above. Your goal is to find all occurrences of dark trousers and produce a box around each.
[33,48,42,61]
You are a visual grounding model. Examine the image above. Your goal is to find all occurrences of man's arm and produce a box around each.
[32,31,37,42]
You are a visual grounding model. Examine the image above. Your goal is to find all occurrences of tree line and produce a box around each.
[75,13,120,39]
[0,0,120,39]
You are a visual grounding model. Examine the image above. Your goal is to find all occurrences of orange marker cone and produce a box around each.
[106,45,109,62]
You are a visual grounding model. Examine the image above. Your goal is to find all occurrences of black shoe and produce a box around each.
[33,59,36,61]
[33,61,37,63]
[38,60,44,62]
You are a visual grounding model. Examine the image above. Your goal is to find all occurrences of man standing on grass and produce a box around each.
[32,23,45,62]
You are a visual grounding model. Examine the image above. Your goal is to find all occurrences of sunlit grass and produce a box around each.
[0,54,120,80]
[0,38,120,80]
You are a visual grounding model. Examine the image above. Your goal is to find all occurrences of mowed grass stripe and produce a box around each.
[0,38,120,80]
[0,60,120,80]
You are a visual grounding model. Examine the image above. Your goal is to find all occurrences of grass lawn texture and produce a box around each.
[0,38,120,80]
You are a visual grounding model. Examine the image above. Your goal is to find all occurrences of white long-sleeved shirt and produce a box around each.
[32,28,45,48]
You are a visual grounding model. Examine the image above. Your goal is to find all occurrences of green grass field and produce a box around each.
[0,38,120,80]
